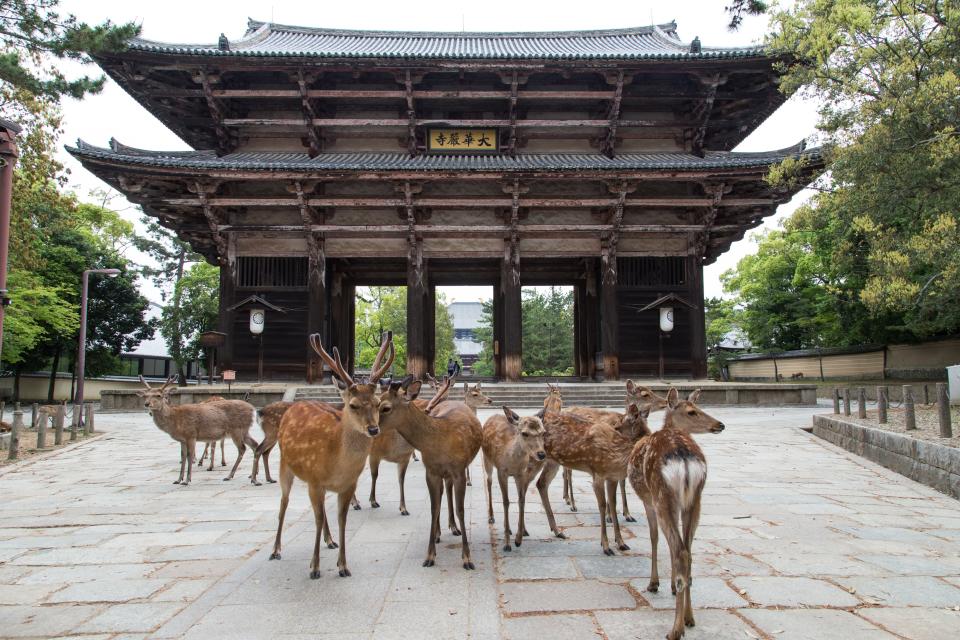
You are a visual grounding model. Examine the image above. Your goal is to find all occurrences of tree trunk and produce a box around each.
[47,345,61,402]
[13,367,21,402]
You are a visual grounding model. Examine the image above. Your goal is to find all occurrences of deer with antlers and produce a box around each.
[628,388,724,640]
[270,332,394,579]
[136,378,259,485]
[377,374,482,569]
[482,407,547,551]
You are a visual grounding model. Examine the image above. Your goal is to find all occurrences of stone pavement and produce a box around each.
[0,404,958,639]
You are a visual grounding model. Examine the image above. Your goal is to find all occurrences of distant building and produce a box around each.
[448,302,485,369]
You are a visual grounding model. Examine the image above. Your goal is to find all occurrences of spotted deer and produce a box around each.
[536,402,651,554]
[482,407,547,551]
[136,378,259,485]
[377,375,483,569]
[628,388,724,640]
[270,332,394,579]
[250,400,292,485]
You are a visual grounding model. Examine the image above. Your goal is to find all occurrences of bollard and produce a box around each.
[903,386,916,431]
[84,404,94,435]
[8,404,23,460]
[36,407,47,449]
[877,386,888,424]
[54,403,65,445]
[70,408,80,441]
[843,388,851,416]
[858,387,867,419]
[832,388,840,414]
[30,403,38,430]
[937,383,952,438]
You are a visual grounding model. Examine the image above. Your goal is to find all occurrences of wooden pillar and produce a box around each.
[217,257,236,372]
[584,264,599,380]
[406,255,429,379]
[306,251,326,383]
[600,258,619,381]
[426,284,437,376]
[328,264,353,378]
[574,284,585,377]
[493,281,505,379]
[501,257,522,381]
[687,255,708,379]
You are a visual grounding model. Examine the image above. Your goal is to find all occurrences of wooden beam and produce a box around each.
[507,72,519,156]
[219,117,712,128]
[404,71,418,156]
[217,223,738,235]
[690,74,725,157]
[163,196,776,208]
[198,72,233,154]
[194,183,227,263]
[296,69,324,157]
[602,71,624,158]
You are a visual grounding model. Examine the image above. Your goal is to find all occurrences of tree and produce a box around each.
[0,0,138,104]
[159,263,219,381]
[704,297,744,380]
[725,1,768,30]
[472,301,496,377]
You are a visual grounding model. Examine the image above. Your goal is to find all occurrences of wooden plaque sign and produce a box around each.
[427,128,498,153]
[222,370,236,381]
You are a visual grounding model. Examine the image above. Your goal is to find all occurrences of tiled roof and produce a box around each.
[126,20,765,60]
[68,140,818,172]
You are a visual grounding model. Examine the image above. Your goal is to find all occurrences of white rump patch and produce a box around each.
[660,458,706,509]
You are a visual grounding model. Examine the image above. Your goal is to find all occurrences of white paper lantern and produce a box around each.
[659,306,674,333]
[249,308,265,335]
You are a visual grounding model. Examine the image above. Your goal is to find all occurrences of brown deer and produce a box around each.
[377,375,482,569]
[198,396,228,470]
[270,332,394,579]
[136,378,259,485]
[535,402,650,554]
[482,407,547,551]
[250,400,292,485]
[627,388,724,640]
[540,384,578,513]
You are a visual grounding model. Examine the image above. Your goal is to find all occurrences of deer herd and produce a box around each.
[137,332,724,640]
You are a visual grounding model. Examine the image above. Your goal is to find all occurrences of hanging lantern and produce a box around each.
[659,306,674,333]
[249,308,265,335]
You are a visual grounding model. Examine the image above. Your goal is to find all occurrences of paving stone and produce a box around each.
[45,579,169,603]
[16,563,155,584]
[857,554,960,575]
[498,556,578,580]
[0,604,103,638]
[740,609,896,640]
[730,577,860,607]
[596,609,754,640]
[858,607,960,639]
[9,546,145,565]
[150,579,216,602]
[373,598,473,639]
[503,613,598,640]
[836,576,960,607]
[575,554,653,578]
[0,583,62,604]
[500,579,636,614]
[751,552,886,576]
[149,559,244,578]
[75,602,184,633]
[695,552,775,576]
[632,577,748,609]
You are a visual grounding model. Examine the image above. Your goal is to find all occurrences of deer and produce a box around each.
[482,407,547,551]
[535,402,651,554]
[627,388,725,640]
[270,332,394,579]
[249,400,292,485]
[198,396,228,470]
[136,377,259,485]
[376,374,483,570]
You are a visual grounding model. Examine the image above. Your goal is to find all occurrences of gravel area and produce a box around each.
[845,406,960,449]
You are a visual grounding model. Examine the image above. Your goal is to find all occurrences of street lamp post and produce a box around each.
[73,269,121,422]
[0,118,22,358]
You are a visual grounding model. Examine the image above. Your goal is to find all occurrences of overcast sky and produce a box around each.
[54,0,819,307]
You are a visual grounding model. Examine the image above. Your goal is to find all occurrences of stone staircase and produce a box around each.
[293,383,630,408]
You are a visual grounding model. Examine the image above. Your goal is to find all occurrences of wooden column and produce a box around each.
[600,280,619,381]
[328,265,353,379]
[501,257,522,381]
[306,252,326,383]
[406,255,429,379]
[217,256,236,372]
[687,255,708,379]
[425,284,437,376]
[493,281,505,379]
[584,262,600,380]
[574,283,585,377]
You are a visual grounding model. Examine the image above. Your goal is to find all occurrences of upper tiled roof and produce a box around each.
[68,140,818,172]
[126,19,765,60]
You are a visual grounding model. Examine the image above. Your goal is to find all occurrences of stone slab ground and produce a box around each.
[0,405,958,639]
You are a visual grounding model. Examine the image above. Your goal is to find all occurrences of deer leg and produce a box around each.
[224,434,246,481]
[607,479,629,551]
[397,457,410,516]
[250,444,262,485]
[483,453,495,524]
[514,476,529,548]
[307,484,325,579]
[206,440,216,471]
[262,445,276,483]
[336,487,354,577]
[564,467,578,511]
[465,465,472,487]
[445,476,461,536]
[198,442,207,467]
[643,499,660,593]
[423,471,443,567]
[270,462,295,560]
[184,438,196,485]
[455,471,474,570]
[592,475,612,555]
[498,468,512,551]
[681,491,703,628]
[656,498,689,640]
[175,442,188,484]
[535,461,565,539]
[220,438,226,466]
[621,480,635,522]
[368,457,381,508]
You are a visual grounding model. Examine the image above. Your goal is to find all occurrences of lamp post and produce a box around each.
[73,269,121,419]
[0,118,22,358]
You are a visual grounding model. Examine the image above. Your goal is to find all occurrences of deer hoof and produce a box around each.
[338,568,351,577]
[251,480,262,487]
[606,515,613,523]
[488,517,495,524]
[370,501,380,508]
[646,580,659,593]
[503,544,512,552]
[269,552,281,561]
[309,570,321,580]
[327,542,338,549]
[400,509,410,516]
[172,480,182,485]
[466,480,472,486]
[618,543,630,551]
[463,561,475,570]
[514,539,522,548]
[603,547,615,556]
[685,616,695,628]
[352,503,361,511]
[625,515,637,523]
[267,479,277,484]
[555,531,567,539]
[422,559,435,567]
[569,506,578,512]
[451,528,461,536]
[435,536,441,543]
[222,477,231,481]
[221,461,226,466]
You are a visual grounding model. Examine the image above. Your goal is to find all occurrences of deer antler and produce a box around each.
[424,375,455,413]
[309,333,354,386]
[368,331,395,383]
[138,375,153,390]
[159,375,177,392]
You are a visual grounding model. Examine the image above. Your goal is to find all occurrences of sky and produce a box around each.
[53,0,820,309]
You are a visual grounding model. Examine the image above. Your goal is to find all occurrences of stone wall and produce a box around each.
[100,387,287,412]
[812,415,960,500]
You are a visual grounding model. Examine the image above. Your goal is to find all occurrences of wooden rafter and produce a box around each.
[695,182,730,260]
[507,72,519,156]
[405,70,417,156]
[198,72,233,155]
[215,223,744,236]
[690,74,726,157]
[297,69,324,157]
[295,180,326,282]
[161,196,773,208]
[220,116,721,129]
[601,71,625,158]
[194,182,228,264]
[601,181,630,285]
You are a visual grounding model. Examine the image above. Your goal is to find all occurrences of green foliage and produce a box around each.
[0,0,139,103]
[704,297,744,379]
[434,297,457,372]
[726,0,769,30]
[159,263,219,376]
[471,301,496,377]
[1,269,77,365]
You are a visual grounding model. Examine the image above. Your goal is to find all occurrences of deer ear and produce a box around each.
[535,407,546,420]
[627,402,640,417]
[503,406,520,424]
[666,387,679,408]
[405,380,422,400]
[639,404,651,419]
[625,379,636,394]
[136,390,146,397]
[476,382,482,390]
[399,374,415,390]
[687,389,702,403]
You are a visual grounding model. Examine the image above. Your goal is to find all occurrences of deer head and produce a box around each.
[503,406,547,461]
[378,374,424,419]
[463,382,492,409]
[615,402,651,440]
[310,332,394,438]
[664,388,725,434]
[625,380,669,413]
[543,384,563,413]
[137,375,177,413]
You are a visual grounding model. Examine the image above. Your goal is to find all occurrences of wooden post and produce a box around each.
[36,408,47,449]
[70,405,80,441]
[54,403,65,445]
[426,284,437,377]
[842,387,851,416]
[600,275,619,381]
[686,255,707,378]
[936,383,952,438]
[84,403,94,436]
[500,256,522,382]
[30,402,38,430]
[922,384,930,405]
[7,403,22,460]
[877,386,888,424]
[218,259,236,374]
[858,387,867,419]
[406,256,429,379]
[306,245,326,383]
[832,388,840,414]
[903,385,916,431]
